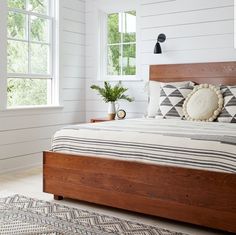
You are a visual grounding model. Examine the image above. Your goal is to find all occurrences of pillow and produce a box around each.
[156,84,194,119]
[217,85,236,123]
[183,84,223,122]
[147,80,194,117]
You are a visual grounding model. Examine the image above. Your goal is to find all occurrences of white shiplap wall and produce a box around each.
[85,0,146,120]
[0,0,85,173]
[85,0,236,120]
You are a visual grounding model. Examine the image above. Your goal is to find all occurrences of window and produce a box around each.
[7,0,55,107]
[101,11,136,80]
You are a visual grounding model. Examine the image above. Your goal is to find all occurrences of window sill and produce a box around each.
[99,76,143,82]
[6,105,64,111]
[0,105,64,116]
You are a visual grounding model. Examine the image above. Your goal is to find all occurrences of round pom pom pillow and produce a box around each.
[183,84,223,122]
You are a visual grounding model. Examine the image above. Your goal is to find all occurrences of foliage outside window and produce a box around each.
[7,0,54,107]
[106,11,136,78]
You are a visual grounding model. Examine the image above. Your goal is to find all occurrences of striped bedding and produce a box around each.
[52,118,236,173]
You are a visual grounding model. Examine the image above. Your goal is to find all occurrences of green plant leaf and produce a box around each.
[90,81,134,103]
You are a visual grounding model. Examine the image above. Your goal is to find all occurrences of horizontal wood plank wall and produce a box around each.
[0,0,86,173]
[85,0,146,121]
[85,0,235,121]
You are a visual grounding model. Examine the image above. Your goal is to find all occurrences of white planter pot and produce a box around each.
[107,102,116,120]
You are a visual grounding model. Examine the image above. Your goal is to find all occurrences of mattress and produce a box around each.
[52,118,236,173]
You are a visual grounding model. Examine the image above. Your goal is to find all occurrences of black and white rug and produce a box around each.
[0,194,188,235]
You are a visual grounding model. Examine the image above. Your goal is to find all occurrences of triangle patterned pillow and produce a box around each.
[217,85,236,123]
[157,85,193,119]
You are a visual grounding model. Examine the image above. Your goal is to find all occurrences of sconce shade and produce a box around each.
[154,33,166,54]
[158,34,166,43]
[154,42,162,54]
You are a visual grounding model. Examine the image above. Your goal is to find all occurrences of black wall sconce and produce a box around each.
[154,33,166,54]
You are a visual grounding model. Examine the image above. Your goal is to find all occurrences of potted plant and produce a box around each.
[90,81,134,120]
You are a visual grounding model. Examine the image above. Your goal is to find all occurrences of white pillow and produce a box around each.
[157,85,193,119]
[147,80,194,117]
[183,84,223,122]
[217,85,236,123]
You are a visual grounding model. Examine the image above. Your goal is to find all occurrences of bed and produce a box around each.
[43,61,236,233]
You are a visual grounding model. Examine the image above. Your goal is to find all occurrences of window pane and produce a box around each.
[8,12,26,40]
[8,0,26,9]
[30,16,49,42]
[7,40,28,73]
[122,44,136,75]
[31,43,49,74]
[123,11,136,43]
[7,78,50,107]
[108,45,121,75]
[28,0,49,15]
[107,13,121,44]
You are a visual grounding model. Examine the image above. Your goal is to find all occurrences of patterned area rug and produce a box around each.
[0,195,188,235]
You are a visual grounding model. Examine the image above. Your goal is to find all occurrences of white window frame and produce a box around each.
[0,0,61,110]
[0,0,8,110]
[99,10,138,81]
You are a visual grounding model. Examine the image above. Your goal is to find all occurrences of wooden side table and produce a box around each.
[90,118,111,123]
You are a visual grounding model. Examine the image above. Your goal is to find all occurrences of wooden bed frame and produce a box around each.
[43,62,236,233]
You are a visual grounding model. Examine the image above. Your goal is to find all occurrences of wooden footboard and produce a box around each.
[43,151,236,233]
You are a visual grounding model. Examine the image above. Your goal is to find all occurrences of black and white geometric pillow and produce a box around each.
[156,85,193,119]
[217,85,236,123]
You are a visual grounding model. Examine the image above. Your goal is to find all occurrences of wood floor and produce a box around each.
[0,166,229,235]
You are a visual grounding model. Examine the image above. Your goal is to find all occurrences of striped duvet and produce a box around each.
[52,118,236,173]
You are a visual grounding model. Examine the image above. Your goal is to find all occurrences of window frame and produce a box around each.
[0,0,61,110]
[0,0,8,110]
[99,10,138,81]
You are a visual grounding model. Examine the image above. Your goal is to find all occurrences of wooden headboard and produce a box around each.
[150,62,236,85]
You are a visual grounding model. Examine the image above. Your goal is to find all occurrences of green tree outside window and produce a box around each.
[7,0,51,107]
[107,11,136,77]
